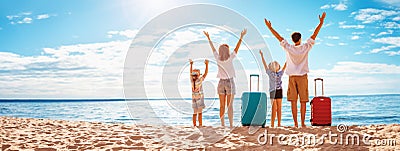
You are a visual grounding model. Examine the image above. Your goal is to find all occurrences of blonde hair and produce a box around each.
[218,44,230,61]
[268,61,281,72]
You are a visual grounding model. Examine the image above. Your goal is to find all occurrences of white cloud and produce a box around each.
[309,61,400,95]
[351,35,360,40]
[339,24,365,29]
[319,2,348,11]
[7,12,55,25]
[385,51,400,56]
[372,37,400,46]
[21,12,32,15]
[370,45,397,53]
[352,8,400,23]
[0,28,140,98]
[334,3,348,11]
[320,4,331,9]
[17,17,32,24]
[0,40,131,98]
[378,0,400,7]
[325,43,335,47]
[328,61,400,74]
[351,32,365,35]
[393,16,400,21]
[382,22,400,28]
[36,14,50,20]
[370,37,400,55]
[6,15,19,20]
[325,36,340,40]
[338,42,348,46]
[376,30,393,36]
[107,29,138,39]
[354,51,363,55]
[323,22,334,28]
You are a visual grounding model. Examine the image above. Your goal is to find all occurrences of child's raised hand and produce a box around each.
[189,59,193,64]
[259,49,263,55]
[204,59,209,64]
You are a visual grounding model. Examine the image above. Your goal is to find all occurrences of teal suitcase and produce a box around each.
[241,74,267,127]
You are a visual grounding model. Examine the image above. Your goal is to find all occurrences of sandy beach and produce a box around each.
[0,116,398,150]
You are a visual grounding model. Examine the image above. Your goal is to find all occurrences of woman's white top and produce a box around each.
[213,51,237,79]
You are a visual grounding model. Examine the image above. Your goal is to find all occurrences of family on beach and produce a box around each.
[189,12,326,128]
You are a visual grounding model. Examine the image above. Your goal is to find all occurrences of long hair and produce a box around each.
[218,44,230,61]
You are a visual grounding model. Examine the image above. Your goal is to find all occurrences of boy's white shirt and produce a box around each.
[213,51,237,79]
[280,38,315,76]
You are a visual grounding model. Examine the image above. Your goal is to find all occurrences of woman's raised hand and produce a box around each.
[203,31,210,40]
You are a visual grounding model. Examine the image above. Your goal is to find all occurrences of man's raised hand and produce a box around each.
[319,12,326,23]
[264,19,272,29]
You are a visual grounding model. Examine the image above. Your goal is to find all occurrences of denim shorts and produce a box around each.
[217,78,236,95]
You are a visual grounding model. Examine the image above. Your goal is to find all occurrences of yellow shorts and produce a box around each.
[287,74,309,102]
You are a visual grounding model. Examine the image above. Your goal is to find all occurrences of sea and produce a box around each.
[0,94,399,127]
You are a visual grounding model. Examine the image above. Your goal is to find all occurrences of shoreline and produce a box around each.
[1,116,399,150]
[0,94,400,102]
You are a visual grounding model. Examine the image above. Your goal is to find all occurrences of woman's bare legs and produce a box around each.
[219,94,226,126]
[227,94,234,128]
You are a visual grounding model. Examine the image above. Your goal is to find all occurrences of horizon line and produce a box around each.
[0,93,399,101]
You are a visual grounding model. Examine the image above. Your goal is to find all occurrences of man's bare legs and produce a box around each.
[290,100,298,128]
[219,94,226,126]
[300,102,307,128]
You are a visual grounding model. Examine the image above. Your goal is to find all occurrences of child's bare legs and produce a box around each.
[300,102,307,127]
[271,100,277,127]
[276,99,282,127]
[198,108,203,126]
[219,94,226,126]
[290,100,298,128]
[193,108,198,127]
[227,94,234,128]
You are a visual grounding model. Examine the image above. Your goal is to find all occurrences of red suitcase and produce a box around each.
[310,78,332,126]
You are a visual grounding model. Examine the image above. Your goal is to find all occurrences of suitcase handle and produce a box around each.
[250,74,259,92]
[314,78,324,96]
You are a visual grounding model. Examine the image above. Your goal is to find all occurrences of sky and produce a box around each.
[0,0,399,98]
